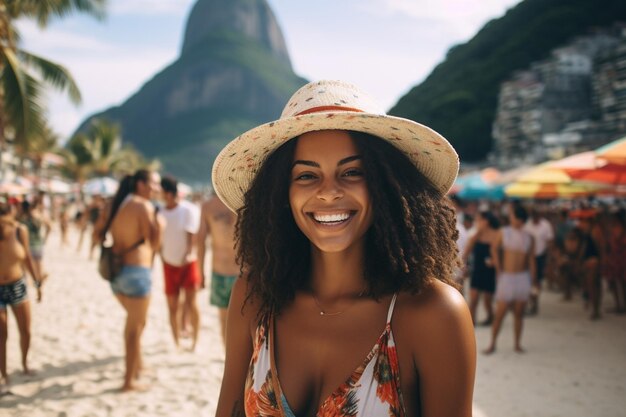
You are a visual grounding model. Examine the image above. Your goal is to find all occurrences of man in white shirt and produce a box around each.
[160,176,201,351]
[524,208,554,315]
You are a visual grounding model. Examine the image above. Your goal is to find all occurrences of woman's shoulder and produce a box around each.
[392,280,475,365]
[398,280,468,322]
[395,280,473,351]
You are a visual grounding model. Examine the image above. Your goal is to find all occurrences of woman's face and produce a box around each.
[289,130,373,254]
[137,172,162,200]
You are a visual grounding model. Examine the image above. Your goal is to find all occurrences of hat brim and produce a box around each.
[212,111,459,212]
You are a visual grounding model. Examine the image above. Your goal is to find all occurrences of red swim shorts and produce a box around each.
[162,260,201,295]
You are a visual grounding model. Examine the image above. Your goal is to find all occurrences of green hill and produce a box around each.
[77,0,306,183]
[389,0,626,162]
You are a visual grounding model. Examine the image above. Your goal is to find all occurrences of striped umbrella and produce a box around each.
[566,163,626,186]
[596,136,626,165]
[505,182,605,199]
[505,162,608,199]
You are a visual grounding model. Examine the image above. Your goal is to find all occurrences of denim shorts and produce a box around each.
[0,278,28,309]
[110,265,152,298]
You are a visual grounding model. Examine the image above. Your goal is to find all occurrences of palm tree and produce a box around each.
[111,143,162,177]
[0,0,106,170]
[59,132,93,185]
[85,119,125,176]
[4,1,106,26]
[60,118,162,182]
[87,119,162,177]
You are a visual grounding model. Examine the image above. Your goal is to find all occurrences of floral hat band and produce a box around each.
[212,80,460,212]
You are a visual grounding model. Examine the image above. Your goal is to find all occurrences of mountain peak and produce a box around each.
[181,0,291,68]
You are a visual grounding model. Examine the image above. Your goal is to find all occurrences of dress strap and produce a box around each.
[386,293,398,324]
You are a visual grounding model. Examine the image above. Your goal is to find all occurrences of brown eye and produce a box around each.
[294,173,316,181]
[343,168,363,177]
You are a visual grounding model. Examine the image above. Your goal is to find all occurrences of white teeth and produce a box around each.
[313,212,350,223]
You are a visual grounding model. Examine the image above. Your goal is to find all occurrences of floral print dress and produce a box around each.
[244,294,407,417]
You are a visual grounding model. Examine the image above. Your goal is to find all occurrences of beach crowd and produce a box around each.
[2,180,625,393]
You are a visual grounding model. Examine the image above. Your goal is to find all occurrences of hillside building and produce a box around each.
[592,29,626,141]
[491,30,621,166]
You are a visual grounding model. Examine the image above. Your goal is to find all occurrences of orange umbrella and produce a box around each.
[596,136,626,165]
[566,163,626,186]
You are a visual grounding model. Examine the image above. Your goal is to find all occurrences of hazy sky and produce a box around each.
[16,0,520,139]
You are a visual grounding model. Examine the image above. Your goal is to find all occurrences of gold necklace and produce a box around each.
[312,288,367,316]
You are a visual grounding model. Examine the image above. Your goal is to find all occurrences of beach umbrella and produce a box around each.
[596,136,626,165]
[0,180,29,195]
[542,148,626,187]
[496,165,535,184]
[83,177,119,196]
[565,163,626,186]
[504,161,609,199]
[14,176,34,189]
[38,178,73,194]
[504,182,606,199]
[514,162,573,184]
[455,168,505,200]
[550,151,605,170]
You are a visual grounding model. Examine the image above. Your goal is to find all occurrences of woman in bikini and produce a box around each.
[103,169,163,391]
[484,204,537,354]
[463,210,500,326]
[19,200,51,286]
[0,199,42,390]
[215,80,475,416]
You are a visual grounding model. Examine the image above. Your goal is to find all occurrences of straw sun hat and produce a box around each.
[212,80,459,212]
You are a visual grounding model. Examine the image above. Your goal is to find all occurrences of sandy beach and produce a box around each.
[1,227,625,417]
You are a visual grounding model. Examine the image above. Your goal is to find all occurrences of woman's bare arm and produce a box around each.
[462,232,479,263]
[410,282,476,417]
[528,238,537,286]
[216,277,254,417]
[197,203,211,288]
[490,230,503,276]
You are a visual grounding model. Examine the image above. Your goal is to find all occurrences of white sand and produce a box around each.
[3,229,223,416]
[1,228,625,416]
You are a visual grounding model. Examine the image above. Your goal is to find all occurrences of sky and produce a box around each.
[16,0,521,140]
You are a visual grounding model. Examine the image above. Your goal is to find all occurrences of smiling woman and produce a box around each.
[213,80,475,417]
[289,131,374,256]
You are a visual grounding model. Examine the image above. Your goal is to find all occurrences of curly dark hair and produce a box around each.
[236,131,460,316]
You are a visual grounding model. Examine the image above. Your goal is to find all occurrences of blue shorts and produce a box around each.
[110,265,152,298]
[0,278,28,309]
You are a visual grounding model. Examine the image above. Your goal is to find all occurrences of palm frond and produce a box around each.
[19,49,82,104]
[2,49,46,140]
[8,0,107,27]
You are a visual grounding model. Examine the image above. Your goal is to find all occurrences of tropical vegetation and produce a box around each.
[60,119,161,184]
[0,0,106,169]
